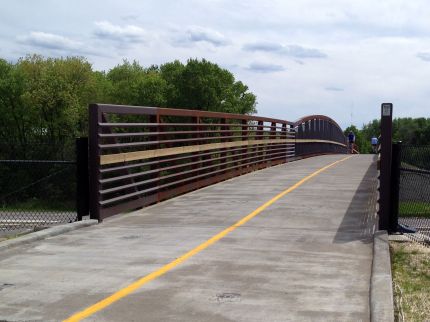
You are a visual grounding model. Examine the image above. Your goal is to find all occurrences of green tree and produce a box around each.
[392,117,430,145]
[0,55,258,159]
[0,55,106,159]
[159,60,185,108]
[160,58,257,114]
[0,58,29,158]
[107,60,167,107]
[108,58,257,115]
[360,119,380,153]
[344,117,430,154]
[344,125,371,153]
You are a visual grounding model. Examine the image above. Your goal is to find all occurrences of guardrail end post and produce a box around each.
[378,103,393,231]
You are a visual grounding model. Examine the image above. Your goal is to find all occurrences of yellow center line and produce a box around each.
[64,155,353,322]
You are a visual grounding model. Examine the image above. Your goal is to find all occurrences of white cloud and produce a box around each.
[243,42,327,58]
[247,62,285,73]
[16,31,105,57]
[94,21,147,43]
[243,42,283,52]
[325,86,344,92]
[18,31,83,51]
[173,25,229,47]
[417,52,430,61]
[283,45,327,58]
[4,0,430,128]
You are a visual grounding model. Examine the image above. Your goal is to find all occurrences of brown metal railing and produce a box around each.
[89,104,347,220]
[351,144,360,154]
[294,115,347,156]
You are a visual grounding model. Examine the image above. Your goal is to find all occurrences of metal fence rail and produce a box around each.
[89,104,348,221]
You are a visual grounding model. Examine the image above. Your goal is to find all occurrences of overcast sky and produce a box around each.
[1,0,430,128]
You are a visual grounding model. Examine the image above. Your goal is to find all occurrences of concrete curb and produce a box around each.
[0,220,98,251]
[370,230,394,322]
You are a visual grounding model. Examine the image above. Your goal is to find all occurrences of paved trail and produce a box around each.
[0,155,377,321]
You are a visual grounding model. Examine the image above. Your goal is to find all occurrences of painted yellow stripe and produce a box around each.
[64,155,353,322]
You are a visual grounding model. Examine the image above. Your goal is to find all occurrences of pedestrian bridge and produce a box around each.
[0,154,378,321]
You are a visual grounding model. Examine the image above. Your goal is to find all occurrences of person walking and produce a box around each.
[348,131,355,153]
[371,136,378,153]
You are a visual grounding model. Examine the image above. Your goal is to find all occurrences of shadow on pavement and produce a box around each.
[333,155,378,244]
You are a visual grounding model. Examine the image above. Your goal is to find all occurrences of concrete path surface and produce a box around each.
[0,155,378,322]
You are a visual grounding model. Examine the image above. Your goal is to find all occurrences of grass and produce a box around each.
[399,201,430,218]
[390,241,430,322]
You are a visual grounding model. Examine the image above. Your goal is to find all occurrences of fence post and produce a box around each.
[389,142,402,232]
[378,103,393,230]
[76,137,89,221]
[89,104,102,221]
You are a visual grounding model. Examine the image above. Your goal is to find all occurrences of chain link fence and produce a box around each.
[398,145,430,245]
[0,139,89,237]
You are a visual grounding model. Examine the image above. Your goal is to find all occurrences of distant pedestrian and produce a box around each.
[348,131,355,153]
[371,136,378,153]
[348,131,355,144]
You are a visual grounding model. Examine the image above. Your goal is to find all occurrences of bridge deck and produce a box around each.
[0,155,378,321]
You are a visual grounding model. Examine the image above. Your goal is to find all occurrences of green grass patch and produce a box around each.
[391,242,430,321]
[399,201,430,218]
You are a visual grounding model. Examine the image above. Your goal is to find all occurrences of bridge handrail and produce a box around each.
[88,104,348,220]
[294,115,344,133]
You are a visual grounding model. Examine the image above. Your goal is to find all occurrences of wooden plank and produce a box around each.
[100,139,346,165]
[101,139,287,165]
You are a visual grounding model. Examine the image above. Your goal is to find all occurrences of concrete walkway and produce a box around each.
[0,155,378,321]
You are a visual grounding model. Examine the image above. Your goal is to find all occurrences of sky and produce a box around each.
[1,0,430,129]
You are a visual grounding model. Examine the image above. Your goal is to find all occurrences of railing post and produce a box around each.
[241,119,248,173]
[191,116,201,178]
[220,118,228,171]
[310,119,314,154]
[281,123,287,161]
[329,122,334,153]
[256,121,264,168]
[76,137,89,221]
[343,130,347,154]
[390,141,402,232]
[295,123,302,157]
[89,104,102,221]
[153,114,161,201]
[378,103,393,230]
[268,122,276,166]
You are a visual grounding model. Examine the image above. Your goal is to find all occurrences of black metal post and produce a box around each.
[378,103,393,230]
[389,142,402,232]
[76,137,89,221]
[89,104,102,221]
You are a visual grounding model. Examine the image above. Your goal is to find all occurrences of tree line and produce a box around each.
[0,55,257,159]
[345,117,430,153]
[2,54,428,159]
